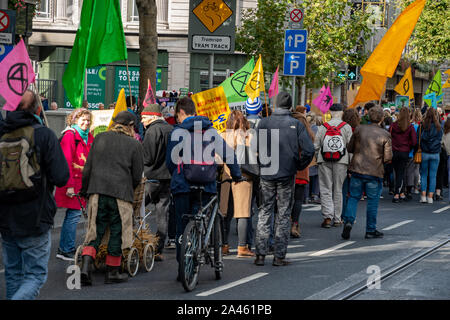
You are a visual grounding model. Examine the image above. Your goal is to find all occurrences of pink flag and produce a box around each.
[0,39,36,111]
[313,86,333,114]
[268,67,279,99]
[143,79,156,107]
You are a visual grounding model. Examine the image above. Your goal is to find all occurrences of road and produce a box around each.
[0,188,449,301]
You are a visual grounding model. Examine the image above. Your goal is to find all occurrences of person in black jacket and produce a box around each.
[254,92,314,267]
[0,90,70,300]
[141,104,173,261]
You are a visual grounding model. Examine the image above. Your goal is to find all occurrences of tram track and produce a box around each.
[331,237,450,300]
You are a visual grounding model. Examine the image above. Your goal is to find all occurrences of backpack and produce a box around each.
[58,128,80,147]
[181,129,217,184]
[0,125,42,204]
[321,122,347,162]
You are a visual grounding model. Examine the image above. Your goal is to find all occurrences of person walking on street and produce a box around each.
[0,90,70,299]
[418,107,443,204]
[141,104,173,261]
[55,108,94,261]
[254,92,314,267]
[389,107,416,203]
[442,118,450,203]
[79,111,144,285]
[165,97,242,281]
[314,103,353,228]
[341,106,392,240]
[220,110,255,258]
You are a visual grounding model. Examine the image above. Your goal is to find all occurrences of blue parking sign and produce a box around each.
[0,44,13,63]
[284,29,308,53]
[283,52,306,76]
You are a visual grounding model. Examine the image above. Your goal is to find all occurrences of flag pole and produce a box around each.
[260,55,269,116]
[125,60,133,110]
[379,80,387,106]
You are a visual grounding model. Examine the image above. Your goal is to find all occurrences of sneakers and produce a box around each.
[365,230,384,239]
[427,197,433,204]
[420,195,427,203]
[341,222,352,240]
[237,245,255,258]
[56,248,75,261]
[321,218,332,228]
[166,239,176,249]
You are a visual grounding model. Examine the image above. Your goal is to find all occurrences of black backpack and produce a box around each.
[182,129,217,184]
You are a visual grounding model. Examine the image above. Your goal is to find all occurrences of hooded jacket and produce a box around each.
[389,122,416,153]
[256,109,315,181]
[418,122,443,154]
[165,116,241,195]
[0,111,70,237]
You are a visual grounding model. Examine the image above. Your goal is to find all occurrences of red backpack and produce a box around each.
[321,122,347,162]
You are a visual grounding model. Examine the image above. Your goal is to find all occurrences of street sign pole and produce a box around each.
[209,53,214,89]
[292,77,296,109]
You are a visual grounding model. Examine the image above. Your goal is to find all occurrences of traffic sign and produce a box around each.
[284,29,308,53]
[290,8,303,23]
[0,44,13,63]
[283,52,306,77]
[337,66,358,82]
[188,0,236,54]
[0,10,15,45]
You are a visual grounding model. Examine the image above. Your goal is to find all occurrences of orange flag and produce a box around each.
[350,0,426,108]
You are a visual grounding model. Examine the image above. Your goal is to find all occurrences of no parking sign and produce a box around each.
[0,10,15,45]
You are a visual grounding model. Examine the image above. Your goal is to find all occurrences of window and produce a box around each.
[128,0,139,22]
[354,0,387,28]
[36,0,50,19]
[199,71,227,92]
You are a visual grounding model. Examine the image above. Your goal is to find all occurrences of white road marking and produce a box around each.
[382,220,414,231]
[227,244,304,253]
[433,205,450,214]
[304,205,321,211]
[196,272,269,297]
[309,241,355,257]
[0,269,4,274]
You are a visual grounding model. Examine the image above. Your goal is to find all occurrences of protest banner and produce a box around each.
[191,86,230,133]
[90,109,114,136]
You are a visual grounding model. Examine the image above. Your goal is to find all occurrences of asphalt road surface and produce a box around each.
[1,188,449,301]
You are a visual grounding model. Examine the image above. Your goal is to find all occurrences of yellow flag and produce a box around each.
[245,55,265,101]
[192,86,230,133]
[108,88,128,129]
[443,69,450,89]
[394,67,414,100]
[350,0,426,108]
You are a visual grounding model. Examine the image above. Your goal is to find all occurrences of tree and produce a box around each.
[136,0,158,114]
[236,0,373,103]
[397,0,449,65]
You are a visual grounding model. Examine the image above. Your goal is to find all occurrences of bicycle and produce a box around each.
[179,179,234,292]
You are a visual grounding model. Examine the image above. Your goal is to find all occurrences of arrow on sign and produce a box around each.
[348,72,356,79]
[287,34,305,48]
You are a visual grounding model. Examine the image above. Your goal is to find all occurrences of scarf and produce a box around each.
[72,124,89,145]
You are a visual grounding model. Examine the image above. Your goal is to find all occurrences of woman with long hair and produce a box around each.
[403,109,423,197]
[55,108,94,260]
[418,107,443,203]
[219,110,255,257]
[389,107,417,203]
[290,106,315,237]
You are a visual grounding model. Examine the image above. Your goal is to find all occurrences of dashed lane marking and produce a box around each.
[196,272,269,297]
[433,205,450,214]
[304,205,321,211]
[309,241,355,257]
[382,220,414,231]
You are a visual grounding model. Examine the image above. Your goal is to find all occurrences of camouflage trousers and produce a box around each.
[255,177,295,259]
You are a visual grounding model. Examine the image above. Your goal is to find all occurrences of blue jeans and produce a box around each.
[59,208,82,253]
[342,175,382,233]
[420,152,440,193]
[447,156,450,202]
[341,175,350,217]
[1,230,51,300]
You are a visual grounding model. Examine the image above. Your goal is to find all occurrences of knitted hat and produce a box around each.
[245,97,262,115]
[113,111,136,126]
[141,104,162,116]
[276,92,292,109]
[329,103,343,112]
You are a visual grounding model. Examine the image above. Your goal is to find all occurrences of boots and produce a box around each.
[222,244,230,256]
[290,222,300,238]
[254,255,265,266]
[237,245,255,258]
[80,255,93,286]
[105,266,128,284]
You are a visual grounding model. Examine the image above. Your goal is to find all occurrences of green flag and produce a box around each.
[219,57,255,104]
[63,0,127,108]
[424,71,443,107]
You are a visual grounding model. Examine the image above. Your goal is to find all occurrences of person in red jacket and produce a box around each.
[55,108,94,261]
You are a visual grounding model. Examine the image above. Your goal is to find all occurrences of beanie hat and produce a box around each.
[276,92,292,109]
[141,104,162,116]
[245,97,262,115]
[329,103,343,112]
[113,111,136,126]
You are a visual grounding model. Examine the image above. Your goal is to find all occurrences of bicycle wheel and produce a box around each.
[213,213,224,280]
[181,220,201,292]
